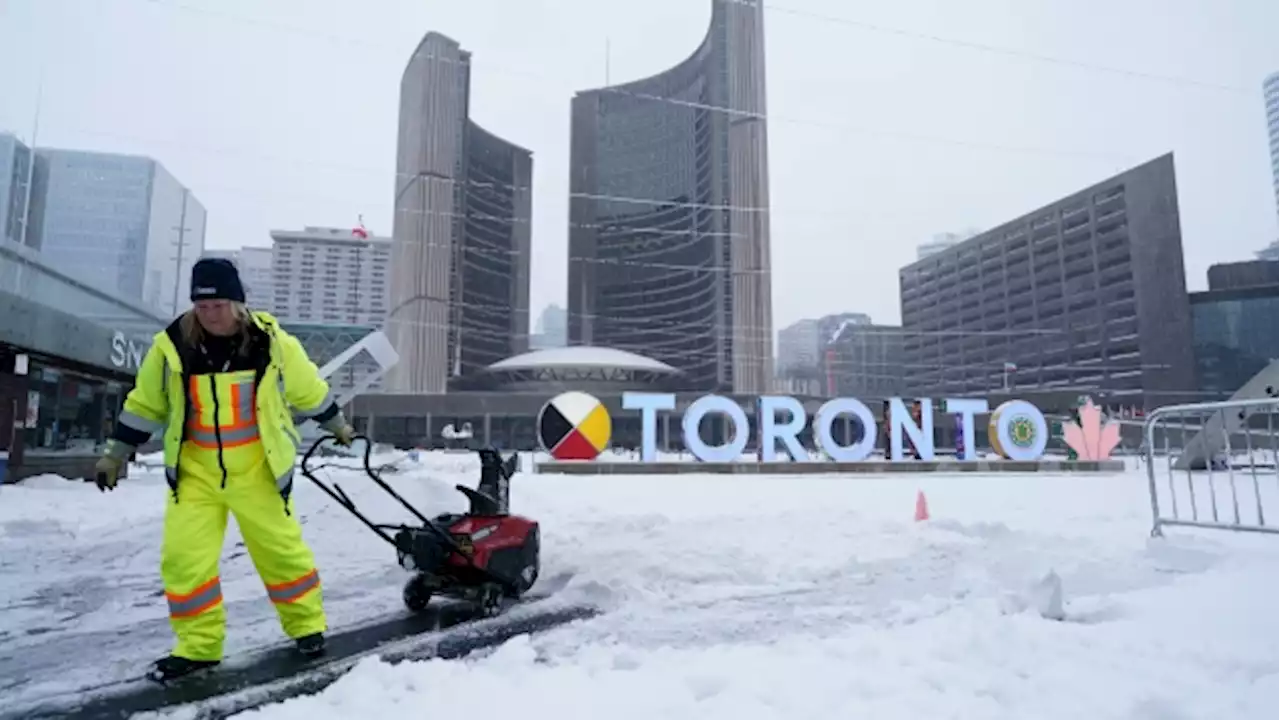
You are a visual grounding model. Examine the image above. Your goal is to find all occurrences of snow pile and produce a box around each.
[0,454,1276,718]
[245,466,1280,720]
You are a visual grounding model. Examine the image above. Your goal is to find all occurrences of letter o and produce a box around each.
[682,395,749,463]
[814,398,877,462]
[989,400,1048,461]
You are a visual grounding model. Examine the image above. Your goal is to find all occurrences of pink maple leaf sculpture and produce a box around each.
[1062,397,1121,461]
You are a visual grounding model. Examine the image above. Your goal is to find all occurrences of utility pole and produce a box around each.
[170,186,192,316]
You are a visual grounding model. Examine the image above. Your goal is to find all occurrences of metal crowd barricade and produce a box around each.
[1144,398,1280,537]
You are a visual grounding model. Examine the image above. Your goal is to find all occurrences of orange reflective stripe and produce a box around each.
[189,376,204,416]
[186,375,260,447]
[265,569,320,604]
[166,576,223,618]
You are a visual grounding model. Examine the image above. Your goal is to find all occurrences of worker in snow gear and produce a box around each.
[93,257,355,682]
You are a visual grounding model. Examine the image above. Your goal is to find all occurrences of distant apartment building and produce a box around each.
[898,153,1195,409]
[777,312,873,395]
[388,32,533,393]
[826,320,906,399]
[0,133,34,247]
[23,147,206,317]
[777,319,821,372]
[201,246,275,309]
[269,226,391,326]
[531,304,567,349]
[1257,240,1278,261]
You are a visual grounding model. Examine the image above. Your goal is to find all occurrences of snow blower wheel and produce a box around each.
[477,583,505,618]
[403,574,434,613]
[299,436,541,619]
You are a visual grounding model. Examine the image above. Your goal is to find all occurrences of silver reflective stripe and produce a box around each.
[266,570,319,604]
[167,577,222,618]
[276,466,294,493]
[161,357,169,397]
[230,378,255,422]
[119,410,163,434]
[293,390,335,418]
[186,424,260,447]
[281,422,301,446]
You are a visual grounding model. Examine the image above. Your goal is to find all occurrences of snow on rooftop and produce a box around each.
[486,346,678,373]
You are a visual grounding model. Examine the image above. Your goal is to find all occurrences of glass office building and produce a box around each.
[0,133,34,247]
[25,148,207,316]
[1190,286,1279,398]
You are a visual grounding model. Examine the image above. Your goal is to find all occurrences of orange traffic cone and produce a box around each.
[914,490,930,522]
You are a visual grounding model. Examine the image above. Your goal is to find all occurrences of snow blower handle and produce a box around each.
[301,433,436,529]
[300,431,376,474]
[298,434,402,547]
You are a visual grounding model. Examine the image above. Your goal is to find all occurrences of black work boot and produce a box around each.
[296,632,326,658]
[149,655,219,683]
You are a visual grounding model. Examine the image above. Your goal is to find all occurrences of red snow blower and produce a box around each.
[300,435,540,617]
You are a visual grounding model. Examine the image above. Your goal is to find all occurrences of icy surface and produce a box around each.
[0,451,1276,719]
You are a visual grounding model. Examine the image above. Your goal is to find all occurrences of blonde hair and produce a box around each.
[180,302,254,355]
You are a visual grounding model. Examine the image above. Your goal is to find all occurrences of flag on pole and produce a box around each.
[352,214,369,239]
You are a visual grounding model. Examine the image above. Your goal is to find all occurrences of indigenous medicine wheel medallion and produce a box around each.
[1009,416,1038,448]
[538,391,612,460]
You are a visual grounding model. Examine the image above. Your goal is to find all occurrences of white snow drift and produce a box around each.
[0,450,1275,719]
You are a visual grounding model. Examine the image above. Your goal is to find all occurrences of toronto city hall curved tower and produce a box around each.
[387,32,533,393]
[567,0,774,393]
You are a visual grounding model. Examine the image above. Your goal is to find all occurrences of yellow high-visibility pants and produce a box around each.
[161,441,326,661]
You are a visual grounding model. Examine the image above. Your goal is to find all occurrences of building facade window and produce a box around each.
[23,362,124,453]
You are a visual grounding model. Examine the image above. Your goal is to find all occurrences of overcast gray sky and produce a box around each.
[2,0,1276,334]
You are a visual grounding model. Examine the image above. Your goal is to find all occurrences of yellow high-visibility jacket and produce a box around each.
[108,311,337,499]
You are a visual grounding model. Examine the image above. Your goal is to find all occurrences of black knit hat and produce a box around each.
[190,258,246,303]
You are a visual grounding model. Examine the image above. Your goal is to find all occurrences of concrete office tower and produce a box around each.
[0,133,34,248]
[567,0,774,393]
[898,153,1195,410]
[1266,72,1278,202]
[387,32,533,393]
[269,227,391,325]
[25,148,206,317]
